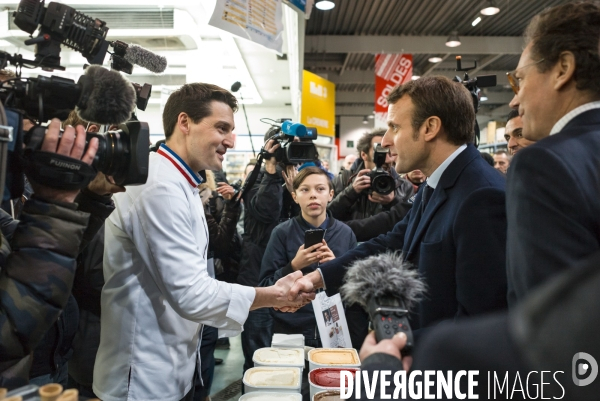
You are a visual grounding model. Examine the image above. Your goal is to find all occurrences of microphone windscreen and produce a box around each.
[76,66,136,125]
[124,44,167,73]
[231,81,242,92]
[340,252,426,311]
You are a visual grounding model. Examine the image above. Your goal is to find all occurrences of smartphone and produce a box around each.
[304,228,326,249]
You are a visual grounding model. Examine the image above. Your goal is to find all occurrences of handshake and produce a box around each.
[253,270,324,313]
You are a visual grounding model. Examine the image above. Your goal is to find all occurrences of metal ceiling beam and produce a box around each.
[337,90,514,105]
[327,70,510,86]
[336,105,375,115]
[305,35,524,55]
[468,54,504,75]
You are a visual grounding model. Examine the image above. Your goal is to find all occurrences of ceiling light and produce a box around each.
[411,75,420,80]
[480,0,500,16]
[472,16,482,26]
[363,116,369,124]
[428,57,443,63]
[445,31,461,47]
[481,96,489,102]
[316,0,335,10]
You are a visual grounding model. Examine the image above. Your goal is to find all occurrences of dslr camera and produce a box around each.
[263,119,318,165]
[367,144,395,195]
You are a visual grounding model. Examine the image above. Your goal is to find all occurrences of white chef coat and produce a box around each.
[93,144,255,401]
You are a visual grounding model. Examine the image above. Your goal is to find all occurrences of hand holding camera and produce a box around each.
[30,119,98,203]
[352,169,372,194]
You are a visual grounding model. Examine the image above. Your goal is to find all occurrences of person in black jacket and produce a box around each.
[238,138,301,375]
[260,166,358,400]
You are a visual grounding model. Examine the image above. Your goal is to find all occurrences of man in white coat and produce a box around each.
[93,83,312,401]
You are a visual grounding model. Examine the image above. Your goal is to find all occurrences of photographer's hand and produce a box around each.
[30,120,99,203]
[352,169,372,194]
[282,165,298,194]
[263,139,280,174]
[359,331,413,371]
[216,182,235,200]
[369,191,395,205]
[87,172,126,196]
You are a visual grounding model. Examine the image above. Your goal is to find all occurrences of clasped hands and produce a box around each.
[271,270,324,313]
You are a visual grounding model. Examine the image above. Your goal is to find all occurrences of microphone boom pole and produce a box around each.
[231,81,256,157]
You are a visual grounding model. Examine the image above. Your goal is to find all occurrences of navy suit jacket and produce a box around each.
[321,144,508,331]
[506,108,600,307]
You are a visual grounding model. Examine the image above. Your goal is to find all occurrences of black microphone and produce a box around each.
[340,252,426,354]
[231,81,242,92]
[76,65,137,125]
[123,44,167,74]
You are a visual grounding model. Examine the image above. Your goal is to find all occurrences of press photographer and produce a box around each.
[329,128,414,224]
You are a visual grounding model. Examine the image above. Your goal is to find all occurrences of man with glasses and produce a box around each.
[505,2,600,307]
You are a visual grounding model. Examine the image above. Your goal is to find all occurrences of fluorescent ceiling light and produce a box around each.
[445,31,461,48]
[481,96,489,102]
[363,116,369,124]
[472,17,482,26]
[316,0,335,10]
[481,0,500,16]
[428,57,443,63]
[411,75,420,80]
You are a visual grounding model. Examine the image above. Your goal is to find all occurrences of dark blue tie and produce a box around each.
[421,184,434,213]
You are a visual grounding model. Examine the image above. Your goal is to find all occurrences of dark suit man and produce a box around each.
[289,76,508,333]
[506,1,600,307]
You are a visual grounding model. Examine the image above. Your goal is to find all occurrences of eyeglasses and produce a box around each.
[506,59,545,95]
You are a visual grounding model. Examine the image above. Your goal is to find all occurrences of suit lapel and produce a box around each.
[406,188,448,256]
[403,144,479,257]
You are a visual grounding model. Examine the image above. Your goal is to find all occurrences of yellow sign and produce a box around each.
[301,70,336,137]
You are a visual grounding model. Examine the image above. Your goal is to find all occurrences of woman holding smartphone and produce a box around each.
[259,166,357,348]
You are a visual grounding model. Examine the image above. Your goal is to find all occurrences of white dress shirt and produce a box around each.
[93,144,255,401]
[549,101,600,135]
[426,144,467,189]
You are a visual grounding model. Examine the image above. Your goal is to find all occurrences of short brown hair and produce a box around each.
[356,128,386,156]
[162,83,238,139]
[524,2,600,96]
[293,166,333,191]
[62,110,93,128]
[386,76,475,145]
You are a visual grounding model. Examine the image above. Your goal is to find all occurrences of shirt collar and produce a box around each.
[426,144,467,189]
[157,143,203,187]
[549,101,600,136]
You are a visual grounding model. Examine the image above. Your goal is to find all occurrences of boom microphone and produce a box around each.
[340,252,426,353]
[76,65,137,125]
[123,44,168,73]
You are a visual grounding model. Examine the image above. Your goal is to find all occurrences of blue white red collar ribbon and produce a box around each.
[157,143,202,187]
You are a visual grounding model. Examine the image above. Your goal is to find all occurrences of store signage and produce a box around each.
[301,70,336,137]
[374,54,413,125]
[209,0,284,54]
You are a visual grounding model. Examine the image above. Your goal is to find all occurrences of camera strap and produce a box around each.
[22,150,97,190]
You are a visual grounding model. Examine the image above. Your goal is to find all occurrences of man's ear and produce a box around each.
[291,191,298,204]
[422,116,442,142]
[177,112,190,135]
[554,51,577,92]
[88,124,100,133]
[360,150,368,162]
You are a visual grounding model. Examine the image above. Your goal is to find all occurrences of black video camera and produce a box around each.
[453,56,497,147]
[263,119,318,165]
[367,296,415,355]
[0,0,152,202]
[367,144,395,195]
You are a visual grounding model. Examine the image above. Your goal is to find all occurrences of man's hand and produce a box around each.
[359,331,413,371]
[368,190,395,205]
[263,139,280,174]
[288,270,323,301]
[251,271,316,311]
[352,169,372,194]
[30,119,99,203]
[291,242,325,271]
[282,165,298,194]
[216,182,235,200]
[87,172,126,196]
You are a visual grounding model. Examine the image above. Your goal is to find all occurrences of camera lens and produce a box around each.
[371,173,395,195]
